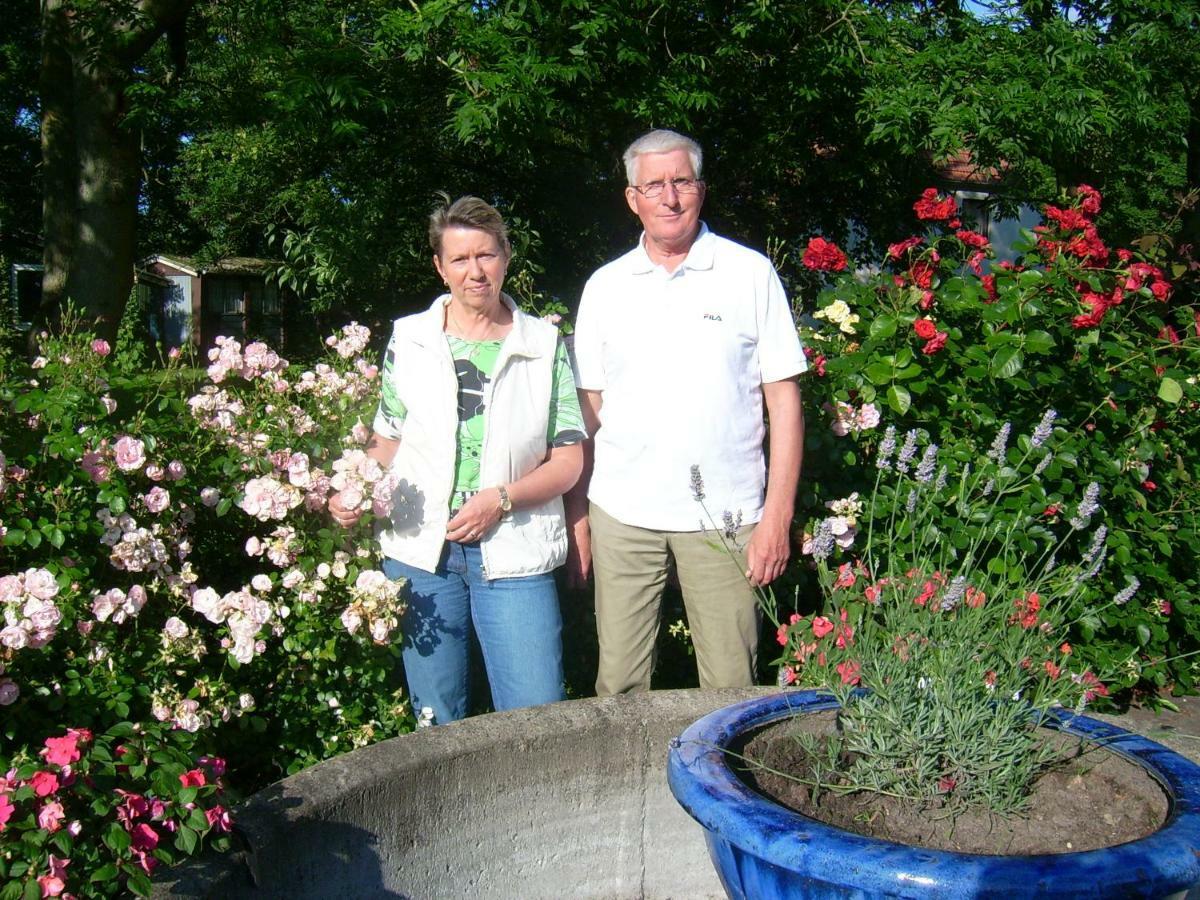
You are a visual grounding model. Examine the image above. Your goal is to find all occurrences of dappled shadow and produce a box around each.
[387,479,425,535]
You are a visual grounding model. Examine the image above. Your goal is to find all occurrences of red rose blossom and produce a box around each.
[913,318,938,340]
[921,331,948,355]
[913,188,957,222]
[801,237,848,272]
[887,236,923,259]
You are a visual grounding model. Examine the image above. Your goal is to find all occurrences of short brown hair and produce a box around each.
[428,195,511,258]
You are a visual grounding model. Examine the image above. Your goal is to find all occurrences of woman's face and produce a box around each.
[433,226,509,310]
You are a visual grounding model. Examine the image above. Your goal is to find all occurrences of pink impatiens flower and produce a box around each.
[42,734,81,768]
[37,800,65,832]
[29,771,59,797]
[0,793,15,830]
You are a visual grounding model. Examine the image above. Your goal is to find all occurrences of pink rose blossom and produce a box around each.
[81,451,111,483]
[37,875,65,898]
[200,487,220,507]
[113,436,147,472]
[166,460,186,480]
[143,487,170,514]
[0,679,18,705]
[145,463,166,481]
[23,568,59,601]
[91,338,111,356]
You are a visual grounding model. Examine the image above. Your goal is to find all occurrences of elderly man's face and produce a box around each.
[625,149,705,254]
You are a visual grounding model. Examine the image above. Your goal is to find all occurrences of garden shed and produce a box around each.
[139,254,290,352]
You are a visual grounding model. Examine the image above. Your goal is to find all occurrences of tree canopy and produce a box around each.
[10,0,1198,333]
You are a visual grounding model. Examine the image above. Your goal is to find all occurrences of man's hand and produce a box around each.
[328,491,363,529]
[744,517,791,587]
[565,514,592,589]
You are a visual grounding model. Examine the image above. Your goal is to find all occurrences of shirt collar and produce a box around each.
[628,222,714,276]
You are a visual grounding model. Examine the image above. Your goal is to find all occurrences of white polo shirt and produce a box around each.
[574,224,806,532]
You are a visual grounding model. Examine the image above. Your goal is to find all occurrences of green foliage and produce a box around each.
[789,185,1200,703]
[1,317,418,889]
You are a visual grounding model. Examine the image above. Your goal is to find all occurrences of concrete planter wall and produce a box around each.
[153,688,776,899]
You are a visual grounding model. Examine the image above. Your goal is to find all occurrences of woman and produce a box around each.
[329,196,585,725]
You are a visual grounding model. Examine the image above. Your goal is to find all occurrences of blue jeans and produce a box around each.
[382,543,565,725]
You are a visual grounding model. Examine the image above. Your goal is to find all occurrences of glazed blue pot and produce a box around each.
[667,691,1200,899]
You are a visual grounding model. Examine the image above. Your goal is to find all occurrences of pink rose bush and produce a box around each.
[1,321,419,889]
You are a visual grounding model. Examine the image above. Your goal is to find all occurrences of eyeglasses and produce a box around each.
[631,177,702,199]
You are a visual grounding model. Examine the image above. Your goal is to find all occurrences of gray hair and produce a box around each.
[428,194,511,258]
[622,129,704,186]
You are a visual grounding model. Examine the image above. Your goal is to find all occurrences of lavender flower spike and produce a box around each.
[1070,481,1101,530]
[1033,452,1053,476]
[988,422,1012,462]
[916,444,939,484]
[941,575,968,611]
[906,489,918,513]
[809,519,835,561]
[1081,525,1108,568]
[876,425,897,470]
[896,430,919,474]
[1113,577,1140,606]
[689,464,705,502]
[1031,409,1058,448]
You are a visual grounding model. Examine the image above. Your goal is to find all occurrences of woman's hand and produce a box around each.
[329,491,363,529]
[446,488,503,543]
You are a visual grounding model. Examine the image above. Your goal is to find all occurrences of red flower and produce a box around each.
[130,822,160,852]
[179,768,207,788]
[981,274,997,303]
[888,236,923,259]
[29,771,60,798]
[834,563,857,589]
[1142,480,1157,491]
[914,188,957,221]
[1043,504,1061,517]
[964,586,986,609]
[1011,592,1041,629]
[1044,660,1061,680]
[1151,280,1172,302]
[956,229,989,249]
[1044,205,1090,232]
[1065,225,1109,266]
[938,775,957,793]
[811,616,834,639]
[1076,184,1102,216]
[802,237,848,272]
[918,290,935,310]
[42,735,81,768]
[836,660,862,685]
[0,794,15,831]
[913,318,938,340]
[1158,326,1181,344]
[921,332,948,355]
[1080,671,1108,703]
[910,260,935,289]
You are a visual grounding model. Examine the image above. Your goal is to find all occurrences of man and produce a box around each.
[568,128,806,694]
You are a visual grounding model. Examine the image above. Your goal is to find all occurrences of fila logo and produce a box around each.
[702,313,723,322]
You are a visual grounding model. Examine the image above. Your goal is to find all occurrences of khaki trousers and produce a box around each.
[590,502,760,695]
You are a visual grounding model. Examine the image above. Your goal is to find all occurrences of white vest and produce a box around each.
[377,294,568,578]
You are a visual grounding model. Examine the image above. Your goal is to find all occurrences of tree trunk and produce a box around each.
[38,0,75,334]
[37,0,195,343]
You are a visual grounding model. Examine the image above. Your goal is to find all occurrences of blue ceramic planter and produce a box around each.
[668,691,1200,899]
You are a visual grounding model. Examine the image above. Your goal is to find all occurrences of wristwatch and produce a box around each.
[497,485,513,518]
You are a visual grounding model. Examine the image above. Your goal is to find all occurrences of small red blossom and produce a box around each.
[29,771,60,798]
[1080,671,1108,703]
[1161,600,1173,616]
[42,735,81,768]
[981,273,997,303]
[956,229,989,249]
[1151,280,1172,302]
[888,236,923,259]
[914,188,957,222]
[1011,592,1041,629]
[1159,325,1181,344]
[836,659,862,686]
[913,318,938,340]
[938,775,957,793]
[0,793,15,830]
[1044,660,1061,680]
[984,670,997,689]
[802,237,848,272]
[964,586,986,609]
[834,563,857,590]
[1142,480,1157,491]
[918,290,935,310]
[1043,504,1061,517]
[780,666,797,686]
[864,580,886,604]
[1044,204,1090,232]
[910,260,935,289]
[811,616,834,639]
[179,768,207,788]
[1076,184,1102,216]
[130,822,160,852]
[921,331,948,355]
[1060,642,1072,655]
